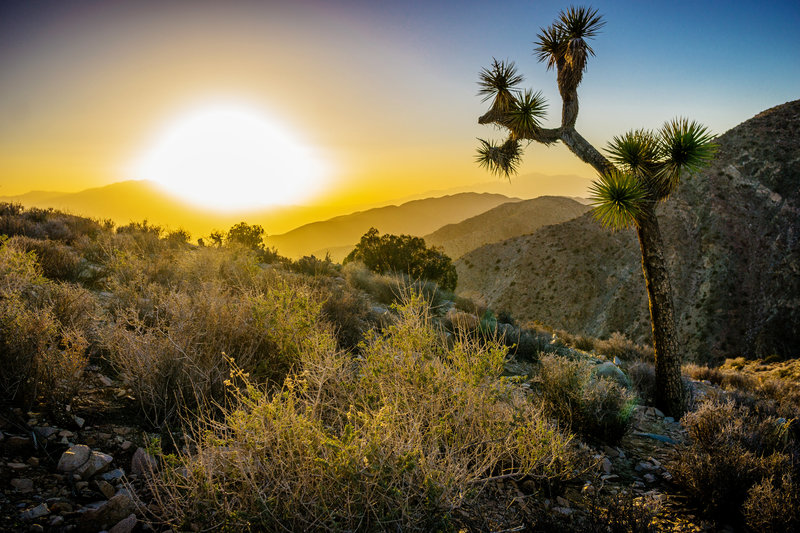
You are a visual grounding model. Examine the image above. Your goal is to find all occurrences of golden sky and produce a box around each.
[1,1,798,210]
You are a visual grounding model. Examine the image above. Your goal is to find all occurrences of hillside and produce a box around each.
[424,196,590,259]
[457,100,800,361]
[264,193,519,260]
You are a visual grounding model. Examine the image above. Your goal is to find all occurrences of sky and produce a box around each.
[1,0,798,210]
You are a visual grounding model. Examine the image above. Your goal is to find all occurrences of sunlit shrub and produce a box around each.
[147,296,585,531]
[7,235,82,281]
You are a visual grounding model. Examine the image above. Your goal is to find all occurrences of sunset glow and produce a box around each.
[129,103,328,210]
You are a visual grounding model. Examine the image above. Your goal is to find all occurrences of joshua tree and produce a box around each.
[475,6,716,415]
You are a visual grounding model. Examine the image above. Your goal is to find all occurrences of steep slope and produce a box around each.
[457,100,800,361]
[424,196,590,259]
[264,193,518,260]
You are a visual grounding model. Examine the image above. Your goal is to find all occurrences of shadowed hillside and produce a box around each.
[425,196,590,259]
[264,193,519,260]
[457,100,800,361]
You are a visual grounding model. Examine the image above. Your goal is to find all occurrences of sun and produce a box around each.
[129,102,328,210]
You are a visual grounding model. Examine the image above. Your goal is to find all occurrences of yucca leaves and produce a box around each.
[604,122,717,201]
[589,169,646,229]
[476,138,522,178]
[478,59,523,106]
[505,90,548,138]
[659,118,717,175]
[535,6,604,74]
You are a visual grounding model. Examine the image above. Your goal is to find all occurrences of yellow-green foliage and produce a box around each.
[148,296,585,531]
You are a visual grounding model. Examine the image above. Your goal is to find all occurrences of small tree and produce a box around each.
[475,6,716,415]
[344,228,457,291]
[226,222,265,251]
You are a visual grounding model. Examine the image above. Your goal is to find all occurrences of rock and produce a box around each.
[556,496,570,507]
[96,480,117,499]
[21,503,49,520]
[6,435,32,451]
[79,491,137,531]
[121,440,133,451]
[109,513,137,533]
[57,444,91,473]
[602,457,612,474]
[635,461,655,472]
[651,407,665,418]
[131,447,157,475]
[33,426,59,439]
[602,445,619,458]
[663,416,675,423]
[11,478,34,493]
[29,524,44,533]
[553,506,573,516]
[601,474,619,481]
[49,515,65,527]
[26,456,40,467]
[632,432,678,444]
[8,462,29,471]
[592,362,631,387]
[644,473,657,483]
[76,450,114,479]
[73,415,85,428]
[49,501,73,514]
[100,468,126,482]
[98,374,114,387]
[58,430,74,438]
[661,470,673,481]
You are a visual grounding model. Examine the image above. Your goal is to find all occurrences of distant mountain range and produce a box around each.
[457,100,800,361]
[264,193,519,261]
[424,196,590,259]
[396,172,593,203]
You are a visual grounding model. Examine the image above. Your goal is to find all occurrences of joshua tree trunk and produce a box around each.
[635,205,684,415]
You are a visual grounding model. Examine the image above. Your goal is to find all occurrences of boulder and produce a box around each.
[57,444,91,473]
[592,361,631,387]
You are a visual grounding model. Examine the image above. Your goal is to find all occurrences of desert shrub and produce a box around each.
[147,296,585,531]
[290,253,338,277]
[0,242,90,409]
[317,281,374,351]
[535,355,637,443]
[344,227,457,291]
[670,398,798,523]
[100,279,327,426]
[165,228,191,247]
[343,261,398,306]
[742,474,800,533]
[225,221,264,250]
[628,361,657,406]
[594,332,653,361]
[0,204,103,242]
[7,235,83,281]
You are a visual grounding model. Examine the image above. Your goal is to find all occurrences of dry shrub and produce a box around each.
[343,261,398,305]
[742,474,799,533]
[317,280,374,351]
[0,241,91,409]
[627,361,657,406]
[671,398,798,523]
[535,355,637,443]
[7,235,83,281]
[100,279,327,426]
[147,295,585,531]
[594,332,653,361]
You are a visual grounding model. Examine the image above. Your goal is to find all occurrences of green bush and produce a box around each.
[344,227,457,291]
[535,355,637,443]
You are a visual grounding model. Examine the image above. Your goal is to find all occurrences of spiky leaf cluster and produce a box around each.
[504,89,548,139]
[604,120,717,201]
[475,138,522,178]
[588,169,646,229]
[478,59,523,122]
[534,6,604,91]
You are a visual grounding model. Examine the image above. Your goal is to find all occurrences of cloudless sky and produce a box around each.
[1,0,798,207]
